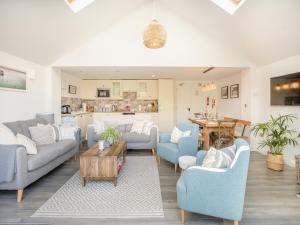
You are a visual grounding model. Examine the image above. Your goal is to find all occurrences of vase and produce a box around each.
[266,153,284,171]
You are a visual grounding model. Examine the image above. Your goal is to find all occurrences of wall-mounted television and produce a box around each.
[270,72,300,106]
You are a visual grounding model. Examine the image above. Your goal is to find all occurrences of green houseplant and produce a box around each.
[252,114,300,171]
[101,127,121,145]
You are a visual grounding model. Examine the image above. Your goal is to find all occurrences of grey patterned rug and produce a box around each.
[32,156,164,219]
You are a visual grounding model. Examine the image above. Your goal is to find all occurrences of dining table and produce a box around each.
[189,118,236,150]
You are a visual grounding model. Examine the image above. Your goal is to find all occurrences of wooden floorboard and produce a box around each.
[0,150,300,224]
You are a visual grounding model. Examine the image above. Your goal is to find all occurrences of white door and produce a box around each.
[176,83,200,123]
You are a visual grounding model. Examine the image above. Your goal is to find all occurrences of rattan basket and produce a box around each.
[295,155,300,184]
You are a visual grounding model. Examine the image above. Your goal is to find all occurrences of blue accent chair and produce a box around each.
[157,122,199,172]
[176,138,250,225]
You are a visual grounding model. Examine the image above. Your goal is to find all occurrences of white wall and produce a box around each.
[176,74,243,123]
[53,3,251,68]
[250,54,300,166]
[216,73,242,119]
[0,51,48,122]
[61,72,82,98]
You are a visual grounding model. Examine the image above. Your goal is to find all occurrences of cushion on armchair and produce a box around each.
[170,126,191,144]
[202,145,237,169]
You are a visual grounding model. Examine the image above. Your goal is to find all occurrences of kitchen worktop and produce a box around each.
[61,111,158,117]
[61,112,93,117]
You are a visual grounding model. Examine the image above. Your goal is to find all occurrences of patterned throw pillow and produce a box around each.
[130,120,146,134]
[38,123,60,141]
[202,145,237,169]
[170,127,191,144]
[29,125,55,145]
[142,121,154,135]
[16,133,37,155]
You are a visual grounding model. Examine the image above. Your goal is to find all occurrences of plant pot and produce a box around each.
[266,153,284,171]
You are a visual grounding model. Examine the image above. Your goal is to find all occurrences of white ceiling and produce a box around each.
[61,66,243,81]
[0,0,300,66]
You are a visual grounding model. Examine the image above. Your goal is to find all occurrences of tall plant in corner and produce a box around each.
[252,114,300,171]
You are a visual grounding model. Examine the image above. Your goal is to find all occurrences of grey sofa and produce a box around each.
[0,118,80,202]
[87,123,157,153]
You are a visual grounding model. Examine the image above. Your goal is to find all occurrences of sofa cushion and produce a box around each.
[3,121,23,136]
[29,125,55,145]
[57,139,77,155]
[27,140,76,171]
[0,123,18,145]
[19,118,47,138]
[122,132,150,143]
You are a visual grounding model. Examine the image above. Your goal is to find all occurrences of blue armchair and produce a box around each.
[176,138,250,225]
[157,122,199,173]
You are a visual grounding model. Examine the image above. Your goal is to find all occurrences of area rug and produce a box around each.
[32,156,164,218]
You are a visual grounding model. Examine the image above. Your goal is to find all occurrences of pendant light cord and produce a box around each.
[152,0,157,19]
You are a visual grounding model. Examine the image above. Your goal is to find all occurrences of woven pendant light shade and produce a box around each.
[143,19,167,49]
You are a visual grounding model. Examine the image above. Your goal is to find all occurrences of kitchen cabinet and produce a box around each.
[96,80,112,89]
[62,113,94,139]
[76,113,93,139]
[122,80,137,92]
[111,80,122,99]
[137,80,158,100]
[80,80,96,99]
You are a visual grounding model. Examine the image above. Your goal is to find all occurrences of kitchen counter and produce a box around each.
[61,112,93,117]
[61,111,158,117]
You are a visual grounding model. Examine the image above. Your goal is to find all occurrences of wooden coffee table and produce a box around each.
[80,140,127,187]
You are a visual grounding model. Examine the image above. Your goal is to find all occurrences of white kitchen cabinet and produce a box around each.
[137,80,158,100]
[96,80,112,89]
[122,80,137,92]
[80,80,96,99]
[62,113,94,139]
[111,80,122,99]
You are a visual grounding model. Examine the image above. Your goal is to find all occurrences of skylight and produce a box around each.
[210,0,247,15]
[64,0,95,13]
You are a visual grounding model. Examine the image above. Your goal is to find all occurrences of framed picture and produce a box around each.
[221,86,228,99]
[230,84,239,98]
[0,65,28,92]
[68,85,77,94]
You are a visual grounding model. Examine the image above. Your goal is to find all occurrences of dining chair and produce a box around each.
[212,119,237,149]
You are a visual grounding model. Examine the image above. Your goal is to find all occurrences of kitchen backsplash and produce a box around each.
[61,92,158,113]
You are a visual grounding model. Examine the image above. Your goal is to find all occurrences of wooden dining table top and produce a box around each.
[189,118,237,128]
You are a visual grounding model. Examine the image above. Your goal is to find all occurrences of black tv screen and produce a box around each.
[270,72,300,106]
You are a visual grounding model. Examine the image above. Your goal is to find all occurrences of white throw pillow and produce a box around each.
[94,120,106,134]
[142,121,154,135]
[29,125,55,145]
[16,133,37,155]
[170,126,191,144]
[0,123,17,145]
[202,145,237,169]
[38,123,59,141]
[130,120,146,134]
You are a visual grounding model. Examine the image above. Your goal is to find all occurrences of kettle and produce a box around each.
[61,105,72,114]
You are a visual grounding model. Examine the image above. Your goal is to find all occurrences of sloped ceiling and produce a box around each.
[0,0,299,66]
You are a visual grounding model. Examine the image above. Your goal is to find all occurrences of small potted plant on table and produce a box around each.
[252,114,300,171]
[101,127,121,146]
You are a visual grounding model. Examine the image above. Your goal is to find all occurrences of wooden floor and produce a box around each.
[1,151,300,225]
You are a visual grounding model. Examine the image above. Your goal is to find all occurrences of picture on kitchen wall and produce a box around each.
[68,85,77,94]
[221,86,228,99]
[0,66,27,92]
[230,84,239,98]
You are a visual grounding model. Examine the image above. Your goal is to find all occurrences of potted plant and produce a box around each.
[101,127,121,146]
[252,114,300,171]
